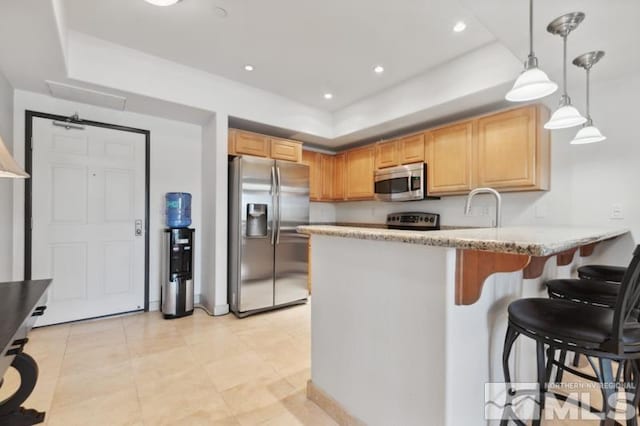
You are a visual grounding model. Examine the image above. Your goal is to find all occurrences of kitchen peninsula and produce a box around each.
[297,225,628,426]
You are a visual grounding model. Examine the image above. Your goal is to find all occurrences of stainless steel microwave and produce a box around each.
[374,163,438,202]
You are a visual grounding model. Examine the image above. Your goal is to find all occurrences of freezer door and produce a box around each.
[230,156,276,313]
[274,161,310,306]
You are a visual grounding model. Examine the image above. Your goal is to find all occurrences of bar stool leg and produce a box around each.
[501,325,520,426]
[599,358,616,426]
[573,352,581,367]
[533,341,546,426]
[622,360,640,426]
[555,350,567,383]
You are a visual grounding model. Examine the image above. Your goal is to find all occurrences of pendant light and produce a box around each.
[544,12,587,130]
[505,0,558,102]
[0,134,28,178]
[571,51,606,144]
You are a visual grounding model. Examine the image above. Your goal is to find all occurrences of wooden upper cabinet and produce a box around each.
[302,151,337,202]
[476,105,550,191]
[320,155,334,200]
[230,130,270,157]
[332,153,346,201]
[271,138,302,163]
[426,121,475,195]
[399,133,425,164]
[302,150,322,201]
[345,146,375,200]
[375,140,399,169]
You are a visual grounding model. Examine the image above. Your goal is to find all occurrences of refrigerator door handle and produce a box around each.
[276,166,282,244]
[271,165,277,245]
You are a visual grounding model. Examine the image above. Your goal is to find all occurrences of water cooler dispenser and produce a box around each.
[161,193,194,319]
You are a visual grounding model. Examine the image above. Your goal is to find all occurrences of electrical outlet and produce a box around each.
[610,204,624,219]
[480,206,490,216]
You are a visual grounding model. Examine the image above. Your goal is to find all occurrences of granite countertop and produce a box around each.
[297,225,629,257]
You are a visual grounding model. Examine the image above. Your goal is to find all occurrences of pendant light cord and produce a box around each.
[586,67,592,122]
[529,0,534,55]
[562,36,568,98]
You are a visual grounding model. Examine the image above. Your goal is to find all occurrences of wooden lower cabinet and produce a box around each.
[426,121,475,195]
[476,105,550,191]
[345,146,375,200]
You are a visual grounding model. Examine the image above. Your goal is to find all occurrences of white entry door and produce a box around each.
[31,117,146,326]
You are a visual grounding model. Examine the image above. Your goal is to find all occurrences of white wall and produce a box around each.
[0,72,14,281]
[200,113,229,315]
[334,71,639,263]
[11,90,202,309]
[66,31,333,140]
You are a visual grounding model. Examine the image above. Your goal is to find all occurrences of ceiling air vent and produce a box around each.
[45,81,127,111]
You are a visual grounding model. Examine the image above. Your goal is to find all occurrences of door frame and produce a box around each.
[24,110,152,312]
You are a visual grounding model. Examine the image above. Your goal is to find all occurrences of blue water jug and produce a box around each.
[166,192,192,228]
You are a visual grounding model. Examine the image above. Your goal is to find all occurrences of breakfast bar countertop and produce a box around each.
[297,225,629,257]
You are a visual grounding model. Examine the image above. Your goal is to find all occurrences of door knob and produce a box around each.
[135,220,143,236]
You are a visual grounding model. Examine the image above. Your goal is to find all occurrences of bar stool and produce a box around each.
[501,246,640,426]
[547,264,626,371]
[578,264,627,283]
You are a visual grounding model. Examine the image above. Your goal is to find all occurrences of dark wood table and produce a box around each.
[0,279,51,426]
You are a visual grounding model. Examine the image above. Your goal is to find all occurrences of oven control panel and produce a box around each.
[386,212,440,230]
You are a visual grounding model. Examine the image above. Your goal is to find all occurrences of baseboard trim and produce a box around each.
[306,380,365,426]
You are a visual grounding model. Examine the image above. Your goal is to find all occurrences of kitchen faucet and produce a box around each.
[464,187,502,228]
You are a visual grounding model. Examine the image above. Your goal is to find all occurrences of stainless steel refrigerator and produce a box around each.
[228,156,310,317]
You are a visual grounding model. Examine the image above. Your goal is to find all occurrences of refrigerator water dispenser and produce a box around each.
[246,203,267,238]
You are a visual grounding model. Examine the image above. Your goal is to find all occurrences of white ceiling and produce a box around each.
[63,0,496,111]
[461,0,640,89]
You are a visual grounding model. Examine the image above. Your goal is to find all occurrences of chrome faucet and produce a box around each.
[464,187,502,228]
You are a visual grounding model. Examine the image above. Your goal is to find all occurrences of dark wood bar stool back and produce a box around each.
[502,245,640,426]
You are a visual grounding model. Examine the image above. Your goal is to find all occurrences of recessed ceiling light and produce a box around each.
[373,65,385,74]
[323,93,333,100]
[244,65,254,71]
[144,0,181,6]
[453,21,467,33]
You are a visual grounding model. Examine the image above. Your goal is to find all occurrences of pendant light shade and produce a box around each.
[545,12,587,129]
[570,51,606,145]
[505,0,557,102]
[506,68,558,102]
[571,125,606,144]
[0,135,28,178]
[545,103,587,130]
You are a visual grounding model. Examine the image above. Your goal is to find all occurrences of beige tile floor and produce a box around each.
[2,302,638,425]
[0,303,337,426]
